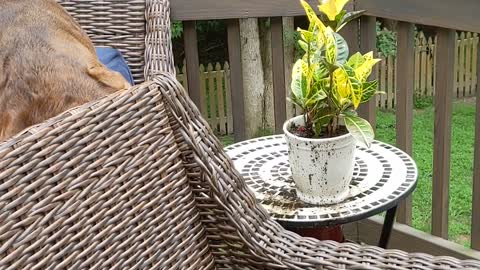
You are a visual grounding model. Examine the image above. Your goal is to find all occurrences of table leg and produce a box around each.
[378,206,397,248]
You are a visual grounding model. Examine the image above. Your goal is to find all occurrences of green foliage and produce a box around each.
[376,22,397,58]
[171,20,224,39]
[413,95,434,109]
[172,21,183,39]
[290,0,381,146]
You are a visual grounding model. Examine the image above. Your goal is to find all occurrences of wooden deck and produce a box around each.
[171,0,480,258]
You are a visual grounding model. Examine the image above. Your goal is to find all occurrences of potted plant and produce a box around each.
[284,0,381,205]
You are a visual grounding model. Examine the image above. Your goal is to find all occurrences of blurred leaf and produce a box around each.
[300,0,327,32]
[325,28,337,64]
[343,114,374,147]
[336,10,365,32]
[318,0,350,21]
[347,52,365,69]
[334,32,349,65]
[291,59,308,103]
[360,81,379,103]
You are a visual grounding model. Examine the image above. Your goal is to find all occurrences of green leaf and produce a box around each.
[333,65,362,107]
[313,114,334,136]
[298,40,309,52]
[318,0,349,21]
[355,52,381,81]
[325,28,337,64]
[334,32,349,65]
[291,59,308,103]
[300,0,327,33]
[305,90,327,107]
[313,62,329,81]
[347,52,365,69]
[336,10,366,32]
[360,81,378,103]
[298,28,315,43]
[343,114,374,147]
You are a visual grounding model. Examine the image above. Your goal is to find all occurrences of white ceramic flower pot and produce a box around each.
[283,115,356,205]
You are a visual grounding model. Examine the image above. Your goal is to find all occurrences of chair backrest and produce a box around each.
[0,80,216,269]
[0,1,218,268]
[58,0,175,83]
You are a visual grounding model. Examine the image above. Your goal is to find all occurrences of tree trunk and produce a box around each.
[259,18,275,134]
[239,18,266,138]
[282,17,296,119]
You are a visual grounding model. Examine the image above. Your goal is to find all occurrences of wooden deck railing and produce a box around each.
[170,0,480,254]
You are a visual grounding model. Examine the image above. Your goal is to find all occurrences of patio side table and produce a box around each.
[225,135,418,248]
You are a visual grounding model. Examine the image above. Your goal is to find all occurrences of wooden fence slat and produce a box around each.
[387,56,394,109]
[184,21,202,108]
[199,64,208,116]
[394,57,398,106]
[380,57,387,109]
[420,33,427,96]
[216,63,227,135]
[396,22,415,225]
[455,33,460,97]
[472,41,480,250]
[466,33,473,96]
[433,38,437,94]
[432,28,455,240]
[459,32,466,97]
[271,17,287,133]
[375,62,381,107]
[473,34,479,95]
[225,62,234,134]
[178,30,480,132]
[181,64,189,91]
[415,38,421,96]
[176,66,183,87]
[227,19,246,141]
[358,16,377,127]
[426,37,434,97]
[207,63,218,132]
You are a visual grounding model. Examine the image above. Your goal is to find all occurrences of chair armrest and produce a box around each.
[152,73,480,270]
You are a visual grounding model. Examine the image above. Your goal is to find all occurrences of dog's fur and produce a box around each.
[0,0,130,141]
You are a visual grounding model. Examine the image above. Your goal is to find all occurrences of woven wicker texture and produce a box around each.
[0,0,479,269]
[58,0,175,84]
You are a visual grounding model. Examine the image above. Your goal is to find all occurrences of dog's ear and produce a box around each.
[87,65,130,92]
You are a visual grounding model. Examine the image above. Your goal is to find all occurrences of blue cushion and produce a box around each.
[95,47,135,85]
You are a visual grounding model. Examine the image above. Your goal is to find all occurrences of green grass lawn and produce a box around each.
[376,100,476,247]
[220,100,476,247]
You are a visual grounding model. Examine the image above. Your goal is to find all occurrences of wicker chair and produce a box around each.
[0,0,479,269]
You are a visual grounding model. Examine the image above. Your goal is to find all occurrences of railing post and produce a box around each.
[183,21,202,109]
[396,22,415,225]
[358,16,377,128]
[227,19,246,142]
[472,40,480,250]
[271,17,287,133]
[432,28,455,239]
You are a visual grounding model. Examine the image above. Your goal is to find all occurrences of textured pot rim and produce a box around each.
[283,115,353,143]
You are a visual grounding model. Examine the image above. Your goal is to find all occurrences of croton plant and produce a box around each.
[290,0,382,147]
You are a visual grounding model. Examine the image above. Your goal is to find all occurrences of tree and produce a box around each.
[239,18,266,138]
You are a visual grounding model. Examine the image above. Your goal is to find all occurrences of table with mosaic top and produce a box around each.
[225,135,418,248]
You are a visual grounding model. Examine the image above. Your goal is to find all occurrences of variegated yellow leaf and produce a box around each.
[333,67,352,99]
[325,27,337,64]
[318,0,349,21]
[300,0,327,33]
[354,52,381,81]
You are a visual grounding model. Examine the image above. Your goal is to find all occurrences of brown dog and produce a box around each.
[0,0,130,141]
